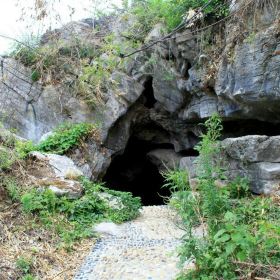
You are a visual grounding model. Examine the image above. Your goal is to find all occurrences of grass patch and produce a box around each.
[0,174,141,278]
[15,123,97,158]
[123,0,229,41]
[37,123,95,155]
[6,176,141,250]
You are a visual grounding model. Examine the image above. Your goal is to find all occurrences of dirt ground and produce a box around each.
[0,185,93,280]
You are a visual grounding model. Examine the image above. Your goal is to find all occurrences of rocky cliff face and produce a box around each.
[0,0,279,195]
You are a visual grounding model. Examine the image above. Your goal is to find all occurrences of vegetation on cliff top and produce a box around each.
[9,0,230,107]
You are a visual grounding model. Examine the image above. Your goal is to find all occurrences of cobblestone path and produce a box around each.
[74,206,185,280]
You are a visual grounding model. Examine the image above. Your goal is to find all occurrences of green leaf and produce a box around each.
[225,243,236,255]
[218,234,231,243]
[236,251,247,261]
[231,232,244,243]
[214,229,227,239]
[224,211,237,222]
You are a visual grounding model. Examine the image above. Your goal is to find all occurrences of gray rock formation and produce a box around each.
[28,151,84,198]
[147,149,182,171]
[215,19,280,121]
[221,136,280,194]
[0,58,94,142]
[0,1,280,195]
[180,136,280,195]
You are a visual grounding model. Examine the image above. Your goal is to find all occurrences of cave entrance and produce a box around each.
[103,137,173,205]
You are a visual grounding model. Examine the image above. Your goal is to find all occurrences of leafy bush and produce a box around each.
[163,169,201,227]
[14,123,95,157]
[3,177,21,202]
[16,256,33,274]
[37,123,95,154]
[166,114,280,279]
[105,189,142,223]
[80,177,142,223]
[227,177,250,199]
[20,177,141,248]
[15,140,36,159]
[0,146,14,170]
[21,189,59,214]
[127,0,229,36]
[194,112,223,179]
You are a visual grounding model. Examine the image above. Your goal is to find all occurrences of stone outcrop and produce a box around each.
[0,0,280,195]
[221,136,280,194]
[27,151,84,198]
[147,149,182,171]
[0,58,94,142]
[179,136,280,194]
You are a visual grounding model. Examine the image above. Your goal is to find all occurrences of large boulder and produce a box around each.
[179,136,280,195]
[27,151,84,198]
[147,149,182,171]
[222,136,280,163]
[221,136,280,194]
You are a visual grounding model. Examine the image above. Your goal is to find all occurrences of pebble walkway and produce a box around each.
[74,205,186,280]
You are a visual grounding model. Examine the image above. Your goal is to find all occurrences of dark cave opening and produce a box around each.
[142,77,157,109]
[222,119,280,137]
[179,148,199,157]
[103,137,173,205]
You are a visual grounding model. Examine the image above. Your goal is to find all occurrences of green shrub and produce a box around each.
[37,123,95,154]
[21,189,59,214]
[20,177,141,248]
[0,146,14,170]
[162,169,188,193]
[166,114,280,279]
[194,112,223,179]
[16,256,33,274]
[105,189,142,223]
[14,123,95,157]
[80,177,142,223]
[128,0,229,36]
[163,169,201,227]
[15,140,36,159]
[228,177,250,199]
[3,177,21,202]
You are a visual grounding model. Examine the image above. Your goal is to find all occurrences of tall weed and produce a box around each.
[164,114,280,279]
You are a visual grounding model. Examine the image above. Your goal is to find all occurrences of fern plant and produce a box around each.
[37,123,95,154]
